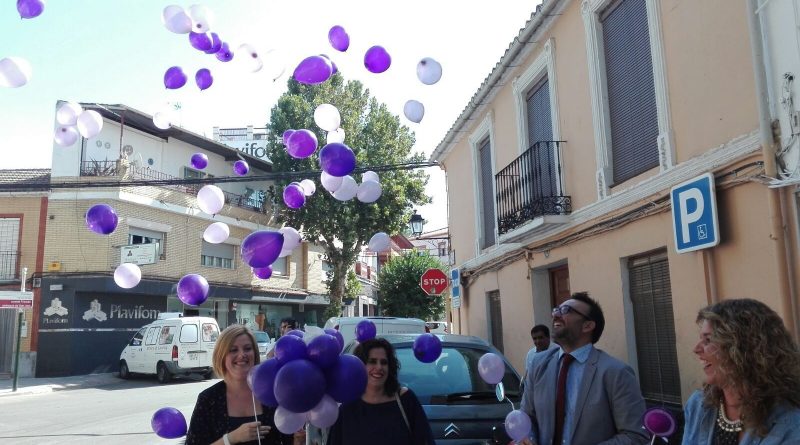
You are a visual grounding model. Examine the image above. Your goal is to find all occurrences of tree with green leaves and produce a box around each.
[377,251,446,321]
[265,74,430,319]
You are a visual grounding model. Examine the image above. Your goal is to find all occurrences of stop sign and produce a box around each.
[420,268,448,295]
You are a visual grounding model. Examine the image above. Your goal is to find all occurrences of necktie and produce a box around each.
[553,353,575,445]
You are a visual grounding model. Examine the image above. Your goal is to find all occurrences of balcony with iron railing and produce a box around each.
[79,160,269,213]
[495,141,572,235]
[0,251,20,281]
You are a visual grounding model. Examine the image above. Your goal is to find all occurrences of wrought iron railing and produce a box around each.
[495,141,572,235]
[0,251,19,281]
[79,161,268,213]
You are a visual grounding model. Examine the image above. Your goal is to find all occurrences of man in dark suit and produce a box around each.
[519,292,648,445]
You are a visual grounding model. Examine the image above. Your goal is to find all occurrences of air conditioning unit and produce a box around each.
[47,261,62,272]
[32,277,41,288]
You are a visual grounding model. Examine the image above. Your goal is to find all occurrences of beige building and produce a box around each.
[431,0,800,416]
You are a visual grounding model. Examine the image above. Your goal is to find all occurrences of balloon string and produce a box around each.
[252,392,262,445]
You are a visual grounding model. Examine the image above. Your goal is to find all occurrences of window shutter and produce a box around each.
[479,139,496,248]
[488,291,504,352]
[601,0,659,185]
[201,241,234,259]
[526,78,557,198]
[629,251,682,405]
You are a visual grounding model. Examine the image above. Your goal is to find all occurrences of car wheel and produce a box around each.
[157,362,171,384]
[119,360,130,380]
[202,370,214,380]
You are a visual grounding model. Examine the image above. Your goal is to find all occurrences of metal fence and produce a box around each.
[0,251,19,281]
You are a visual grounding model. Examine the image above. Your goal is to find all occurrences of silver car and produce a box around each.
[253,330,271,362]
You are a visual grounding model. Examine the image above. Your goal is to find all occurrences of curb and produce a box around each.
[0,372,119,398]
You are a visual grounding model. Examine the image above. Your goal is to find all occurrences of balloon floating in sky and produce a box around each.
[190,153,208,170]
[238,43,263,72]
[188,4,214,33]
[17,0,44,19]
[278,226,301,258]
[320,171,343,193]
[195,68,213,90]
[319,143,356,177]
[215,43,234,62]
[114,263,142,289]
[364,46,391,74]
[299,179,316,196]
[356,180,382,203]
[177,274,210,306]
[241,230,284,268]
[362,171,379,183]
[416,57,443,85]
[328,25,350,52]
[203,222,230,244]
[164,66,187,89]
[286,129,318,159]
[253,266,273,280]
[331,175,357,201]
[283,183,306,209]
[368,232,391,252]
[196,185,225,215]
[0,57,32,88]
[293,55,333,85]
[189,31,213,52]
[404,100,424,123]
[233,160,249,176]
[326,128,345,145]
[203,32,222,54]
[151,407,187,439]
[54,126,79,147]
[263,48,288,82]
[282,129,295,145]
[152,111,172,130]
[56,102,83,126]
[85,204,118,235]
[162,5,192,34]
[76,110,104,138]
[314,104,341,132]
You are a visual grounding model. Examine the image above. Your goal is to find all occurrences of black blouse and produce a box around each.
[185,381,293,445]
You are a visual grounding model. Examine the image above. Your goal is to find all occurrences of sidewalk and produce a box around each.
[0,372,120,397]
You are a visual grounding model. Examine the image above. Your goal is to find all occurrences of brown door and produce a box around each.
[549,265,570,308]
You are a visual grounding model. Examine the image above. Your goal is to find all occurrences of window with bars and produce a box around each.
[601,0,660,185]
[487,290,504,352]
[478,138,496,248]
[628,250,682,405]
[0,218,20,281]
[201,241,234,269]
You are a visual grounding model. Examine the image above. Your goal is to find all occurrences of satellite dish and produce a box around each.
[122,145,134,156]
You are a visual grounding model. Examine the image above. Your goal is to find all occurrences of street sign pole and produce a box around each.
[12,267,27,392]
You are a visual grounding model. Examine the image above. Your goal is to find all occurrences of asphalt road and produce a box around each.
[0,376,216,445]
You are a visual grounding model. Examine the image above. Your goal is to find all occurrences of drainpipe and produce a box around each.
[746,0,798,339]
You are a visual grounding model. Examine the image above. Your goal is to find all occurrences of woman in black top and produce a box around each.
[186,325,304,445]
[326,338,435,445]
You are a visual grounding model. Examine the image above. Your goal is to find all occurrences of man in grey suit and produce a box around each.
[519,292,648,445]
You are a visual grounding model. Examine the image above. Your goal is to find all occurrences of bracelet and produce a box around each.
[223,433,232,445]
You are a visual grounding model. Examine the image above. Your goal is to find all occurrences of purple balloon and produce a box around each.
[274,359,327,413]
[282,129,295,145]
[355,319,376,342]
[190,153,208,170]
[252,266,273,280]
[189,32,213,51]
[204,32,222,54]
[252,359,281,407]
[85,204,118,235]
[293,55,333,85]
[307,334,341,369]
[215,43,234,62]
[17,0,44,19]
[319,54,338,75]
[644,408,677,437]
[325,354,368,403]
[283,184,306,209]
[324,328,345,353]
[177,274,209,306]
[478,352,505,385]
[286,329,305,339]
[151,407,187,439]
[364,46,391,74]
[164,66,187,89]
[195,68,213,91]
[286,129,318,159]
[413,333,442,363]
[274,334,307,364]
[328,26,350,52]
[319,143,356,177]
[241,231,284,268]
[505,409,532,442]
[233,160,249,176]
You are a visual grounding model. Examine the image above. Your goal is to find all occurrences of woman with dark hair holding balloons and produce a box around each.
[326,337,435,444]
[185,325,304,445]
[682,299,800,444]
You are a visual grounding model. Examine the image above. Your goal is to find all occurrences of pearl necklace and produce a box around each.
[717,402,744,433]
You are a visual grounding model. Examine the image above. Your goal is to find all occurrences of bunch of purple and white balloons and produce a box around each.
[53,102,104,147]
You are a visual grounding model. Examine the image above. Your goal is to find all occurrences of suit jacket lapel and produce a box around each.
[568,347,599,440]
[541,352,561,445]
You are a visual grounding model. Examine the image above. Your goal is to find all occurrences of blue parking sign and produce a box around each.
[671,173,720,254]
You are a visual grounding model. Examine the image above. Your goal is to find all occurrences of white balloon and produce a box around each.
[188,4,214,32]
[56,102,84,126]
[54,126,79,147]
[0,57,32,88]
[299,179,316,196]
[162,5,192,34]
[416,57,443,85]
[279,226,302,251]
[76,110,104,138]
[278,247,293,258]
[238,44,263,73]
[321,171,343,193]
[362,171,380,183]
[263,48,287,82]
[314,104,341,132]
[332,175,358,201]
[368,232,391,252]
[404,100,424,123]
[114,263,142,289]
[357,180,382,203]
[326,128,346,144]
[153,111,171,130]
[203,222,230,244]
[197,185,225,215]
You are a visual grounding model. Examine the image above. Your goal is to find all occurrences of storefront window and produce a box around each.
[167,297,229,329]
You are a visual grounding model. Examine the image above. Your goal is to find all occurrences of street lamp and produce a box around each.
[409,210,424,236]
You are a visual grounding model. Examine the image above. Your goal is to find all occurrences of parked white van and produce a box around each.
[324,316,426,346]
[118,313,220,383]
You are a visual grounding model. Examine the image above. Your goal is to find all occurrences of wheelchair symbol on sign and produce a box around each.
[697,224,708,240]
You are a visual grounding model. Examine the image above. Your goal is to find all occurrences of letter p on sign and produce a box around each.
[670,173,719,254]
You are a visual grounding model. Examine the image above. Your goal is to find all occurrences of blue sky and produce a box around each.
[1,0,541,230]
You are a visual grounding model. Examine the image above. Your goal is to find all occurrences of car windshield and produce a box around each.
[254,332,269,343]
[395,346,520,404]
